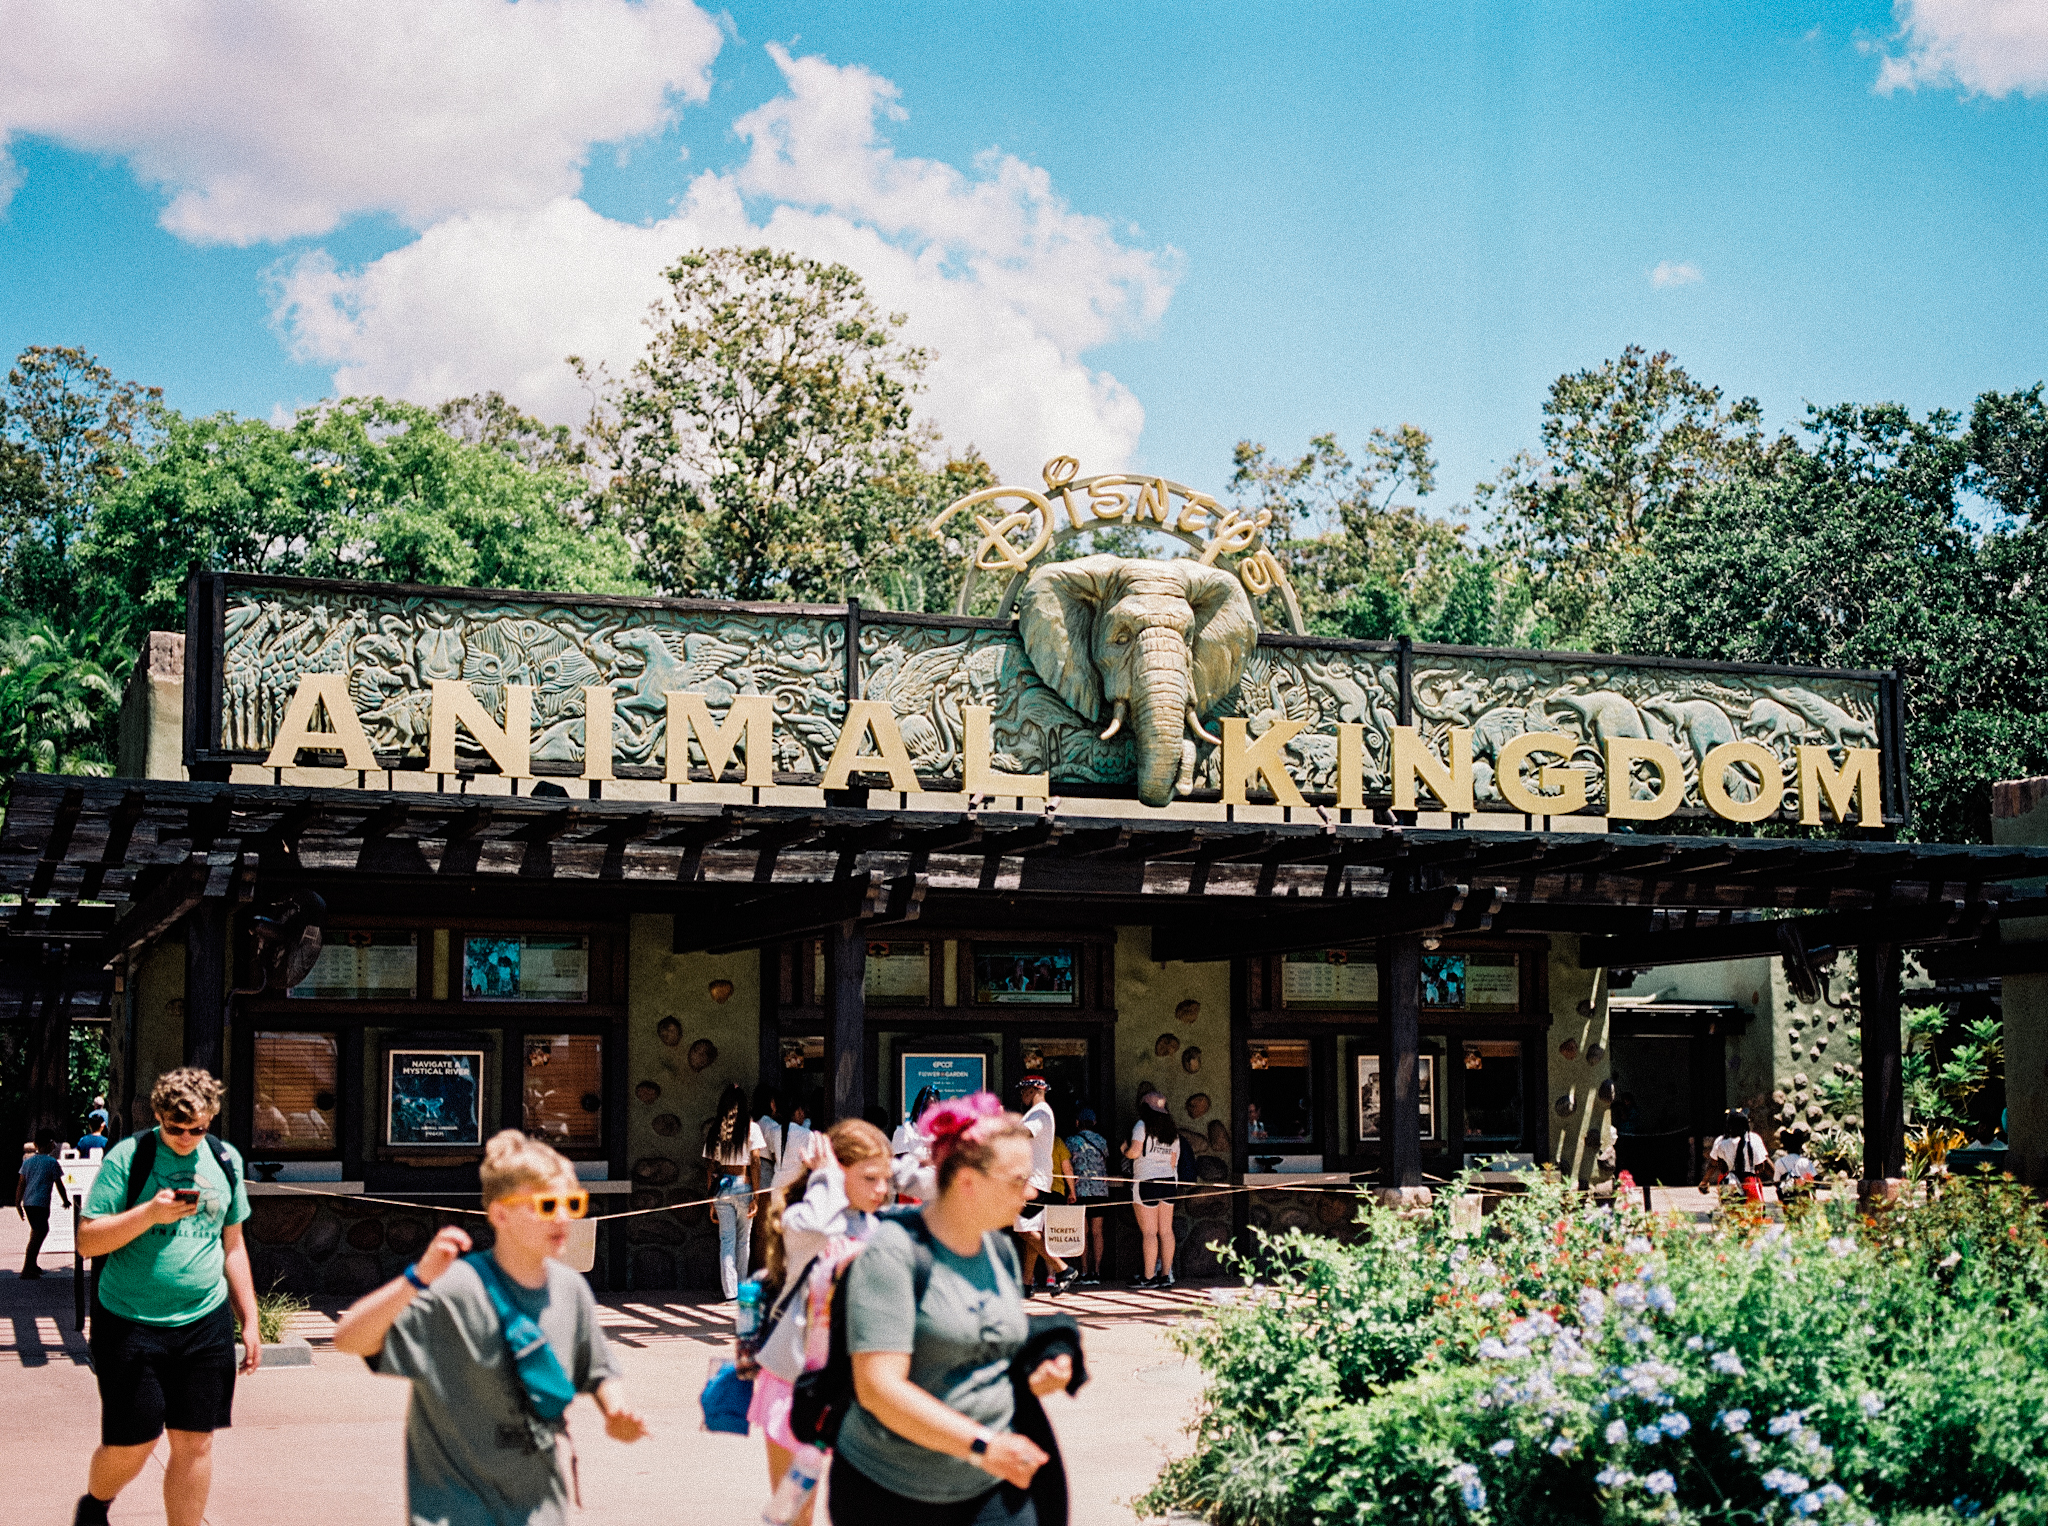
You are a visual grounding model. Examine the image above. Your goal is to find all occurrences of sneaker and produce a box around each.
[1128,1273,1160,1289]
[1022,1282,1038,1299]
[1156,1273,1176,1290]
[1075,1273,1100,1288]
[1049,1268,1081,1294]
[74,1495,111,1526]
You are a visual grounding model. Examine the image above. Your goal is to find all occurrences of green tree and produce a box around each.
[0,609,131,780]
[0,346,160,618]
[578,247,938,602]
[1482,345,1790,648]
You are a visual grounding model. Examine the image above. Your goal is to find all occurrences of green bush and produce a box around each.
[1144,1175,2048,1525]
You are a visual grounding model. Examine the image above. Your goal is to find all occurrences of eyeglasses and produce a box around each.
[159,1121,212,1139]
[977,1169,1034,1191]
[504,1191,589,1220]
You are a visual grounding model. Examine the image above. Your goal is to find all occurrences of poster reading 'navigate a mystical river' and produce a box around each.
[387,1050,484,1146]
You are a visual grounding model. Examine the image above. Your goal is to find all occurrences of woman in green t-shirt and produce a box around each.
[834,1093,1075,1525]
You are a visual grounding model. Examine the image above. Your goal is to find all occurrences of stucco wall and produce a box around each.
[1112,931,1232,1276]
[128,942,187,1124]
[1546,937,1610,1185]
[621,916,760,1289]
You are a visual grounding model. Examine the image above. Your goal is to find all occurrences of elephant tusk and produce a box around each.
[1099,700,1129,742]
[1186,706,1221,747]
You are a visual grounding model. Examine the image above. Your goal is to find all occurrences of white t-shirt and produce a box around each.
[772,1121,813,1190]
[758,1114,784,1171]
[1130,1120,1181,1182]
[1710,1132,1769,1176]
[1022,1101,1057,1190]
[703,1118,767,1174]
[890,1121,922,1159]
[1773,1151,1817,1182]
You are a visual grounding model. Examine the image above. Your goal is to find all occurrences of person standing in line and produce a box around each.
[1012,1077,1074,1296]
[1703,1109,1772,1203]
[333,1129,648,1526]
[1060,1108,1109,1287]
[16,1131,71,1278]
[773,1088,819,1193]
[1124,1088,1183,1289]
[832,1094,1076,1526]
[72,1069,258,1526]
[752,1083,785,1273]
[704,1082,769,1300]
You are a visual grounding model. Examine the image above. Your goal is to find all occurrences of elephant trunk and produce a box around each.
[1131,627,1193,808]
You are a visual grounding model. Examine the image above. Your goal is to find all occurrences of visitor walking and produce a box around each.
[332,1129,648,1526]
[78,1118,109,1153]
[749,1118,893,1526]
[1060,1109,1109,1286]
[16,1130,70,1278]
[1124,1088,1183,1289]
[705,1082,770,1299]
[72,1068,258,1526]
[1704,1109,1772,1202]
[1013,1077,1074,1296]
[832,1093,1077,1526]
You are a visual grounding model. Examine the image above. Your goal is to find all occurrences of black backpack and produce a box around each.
[122,1128,239,1209]
[788,1206,936,1448]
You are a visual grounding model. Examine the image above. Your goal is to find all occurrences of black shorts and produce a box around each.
[829,1451,1037,1526]
[1134,1179,1179,1206]
[90,1300,237,1445]
[1079,1200,1110,1221]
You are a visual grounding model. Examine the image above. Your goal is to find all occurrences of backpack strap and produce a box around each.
[123,1130,159,1211]
[207,1135,238,1196]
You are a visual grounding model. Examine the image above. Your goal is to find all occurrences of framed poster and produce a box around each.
[289,931,417,1000]
[1358,1054,1437,1143]
[900,1053,986,1120]
[972,945,1076,1006]
[865,941,931,1001]
[1281,949,1378,1008]
[462,936,588,1002]
[1465,955,1520,1008]
[387,1049,484,1146]
[1420,955,1466,1008]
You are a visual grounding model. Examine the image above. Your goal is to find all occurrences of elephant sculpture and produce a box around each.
[1017,555,1258,807]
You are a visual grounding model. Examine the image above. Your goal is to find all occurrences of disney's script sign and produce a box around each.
[185,571,1905,827]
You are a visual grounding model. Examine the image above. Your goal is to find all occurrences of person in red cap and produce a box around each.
[1013,1076,1075,1295]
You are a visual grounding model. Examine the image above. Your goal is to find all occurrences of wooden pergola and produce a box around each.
[7,770,2045,1186]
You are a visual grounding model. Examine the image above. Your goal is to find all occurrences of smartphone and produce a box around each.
[172,1189,200,1204]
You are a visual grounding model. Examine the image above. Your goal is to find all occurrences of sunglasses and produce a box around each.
[504,1191,589,1220]
[159,1121,212,1139]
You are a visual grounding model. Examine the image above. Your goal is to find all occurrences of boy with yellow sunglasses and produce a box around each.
[334,1130,647,1526]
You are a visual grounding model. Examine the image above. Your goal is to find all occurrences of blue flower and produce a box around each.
[1718,1408,1750,1433]
[1490,1438,1515,1456]
[1685,1334,1705,1351]
[1448,1461,1486,1512]
[1762,1468,1809,1497]
[1548,1435,1576,1457]
[1595,1466,1632,1488]
[1659,1412,1691,1437]
[1625,1236,1653,1254]
[1477,1337,1509,1361]
[1792,1493,1824,1518]
[1634,1424,1663,1445]
[1606,1420,1628,1445]
[1578,1288,1607,1327]
[1859,1392,1885,1418]
[1642,1470,1677,1497]
[1646,1284,1676,1315]
[1768,1411,1804,1437]
[1711,1350,1745,1376]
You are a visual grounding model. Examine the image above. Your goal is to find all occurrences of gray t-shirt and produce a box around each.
[370,1256,616,1526]
[838,1216,1028,1503]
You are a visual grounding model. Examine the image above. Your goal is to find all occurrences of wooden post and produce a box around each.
[1378,933,1424,1190]
[825,922,867,1125]
[1859,941,1905,1186]
[184,899,229,1078]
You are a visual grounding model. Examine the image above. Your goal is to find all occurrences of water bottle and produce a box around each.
[762,1446,823,1524]
[735,1274,766,1357]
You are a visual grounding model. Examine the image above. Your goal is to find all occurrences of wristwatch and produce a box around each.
[969,1427,995,1460]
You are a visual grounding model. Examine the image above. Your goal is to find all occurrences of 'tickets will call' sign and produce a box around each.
[186,572,1904,825]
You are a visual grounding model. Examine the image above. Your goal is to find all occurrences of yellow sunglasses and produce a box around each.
[504,1191,589,1220]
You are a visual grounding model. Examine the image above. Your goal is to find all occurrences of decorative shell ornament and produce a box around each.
[656,1016,682,1048]
[650,1113,681,1138]
[1185,1092,1211,1119]
[1154,1033,1181,1058]
[1174,998,1201,1025]
[1584,1042,1605,1063]
[634,1080,661,1104]
[1181,1045,1202,1074]
[1558,1037,1580,1060]
[1555,1090,1578,1117]
[687,1038,718,1072]
[708,979,734,1003]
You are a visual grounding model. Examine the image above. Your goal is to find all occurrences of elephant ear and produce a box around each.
[1017,556,1120,722]
[1180,561,1258,716]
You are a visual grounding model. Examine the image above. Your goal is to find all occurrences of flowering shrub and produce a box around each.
[1141,1175,2048,1524]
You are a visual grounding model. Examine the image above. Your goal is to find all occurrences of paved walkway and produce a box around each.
[2,1210,1207,1525]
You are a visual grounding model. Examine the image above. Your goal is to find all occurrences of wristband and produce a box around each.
[969,1426,995,1458]
[403,1263,429,1292]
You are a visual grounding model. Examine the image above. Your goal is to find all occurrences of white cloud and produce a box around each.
[1649,260,1704,289]
[274,46,1179,478]
[0,0,722,244]
[1872,0,2048,98]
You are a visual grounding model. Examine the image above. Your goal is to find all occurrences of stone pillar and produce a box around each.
[184,899,229,1079]
[1859,941,1904,1193]
[1378,932,1424,1190]
[825,922,867,1125]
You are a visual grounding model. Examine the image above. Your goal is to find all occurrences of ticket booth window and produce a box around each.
[1462,1040,1525,1156]
[523,1034,604,1149]
[1245,1040,1314,1146]
[252,1032,339,1154]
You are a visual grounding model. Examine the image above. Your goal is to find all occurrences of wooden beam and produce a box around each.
[1148,882,1477,963]
[95,852,211,968]
[19,783,86,914]
[1579,900,1989,968]
[679,870,927,954]
[77,787,148,902]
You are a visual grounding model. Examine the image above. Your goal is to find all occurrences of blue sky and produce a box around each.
[3,1,2046,519]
